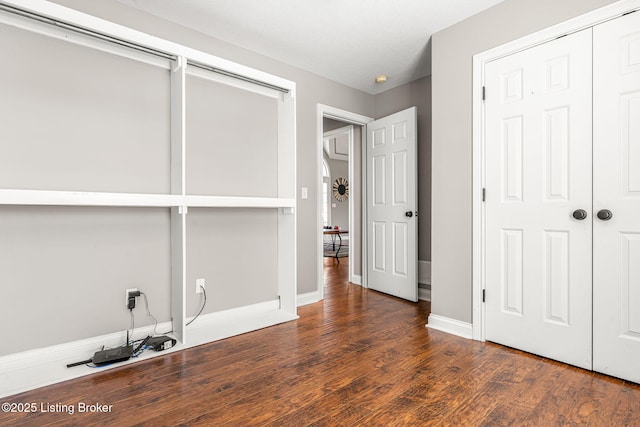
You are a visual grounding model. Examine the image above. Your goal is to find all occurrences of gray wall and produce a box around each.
[323,118,351,232]
[0,22,174,355]
[47,0,378,300]
[431,0,618,323]
[0,206,171,355]
[1,0,431,355]
[0,23,170,193]
[326,158,349,230]
[374,76,431,262]
[0,13,291,356]
[185,75,279,197]
[186,209,279,315]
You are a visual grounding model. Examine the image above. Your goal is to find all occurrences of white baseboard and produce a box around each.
[0,299,297,398]
[418,287,431,302]
[350,274,362,286]
[0,323,166,399]
[297,291,321,307]
[186,300,297,348]
[426,314,472,339]
[418,260,431,285]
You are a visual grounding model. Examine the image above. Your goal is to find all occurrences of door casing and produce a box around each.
[472,0,640,341]
[316,104,373,301]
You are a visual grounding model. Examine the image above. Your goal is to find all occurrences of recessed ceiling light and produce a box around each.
[375,75,388,84]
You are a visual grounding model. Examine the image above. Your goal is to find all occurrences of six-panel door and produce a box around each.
[366,107,418,302]
[484,29,593,369]
[593,10,640,384]
[484,12,640,384]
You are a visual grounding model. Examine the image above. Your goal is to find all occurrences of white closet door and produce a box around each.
[593,11,640,384]
[484,29,593,369]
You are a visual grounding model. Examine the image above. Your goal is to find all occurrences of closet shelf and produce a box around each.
[0,189,296,209]
[184,195,295,209]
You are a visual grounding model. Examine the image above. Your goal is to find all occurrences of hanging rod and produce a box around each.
[0,3,291,94]
[187,60,290,94]
[0,3,175,61]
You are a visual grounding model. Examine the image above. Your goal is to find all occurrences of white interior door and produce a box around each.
[366,107,417,301]
[484,29,593,369]
[593,11,640,383]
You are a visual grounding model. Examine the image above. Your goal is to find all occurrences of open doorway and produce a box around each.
[317,105,373,300]
[322,122,355,285]
[317,104,422,303]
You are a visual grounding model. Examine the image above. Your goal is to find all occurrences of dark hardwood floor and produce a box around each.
[2,257,640,426]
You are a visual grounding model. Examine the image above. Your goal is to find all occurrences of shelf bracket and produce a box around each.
[281,89,295,102]
[178,206,188,215]
[282,207,294,215]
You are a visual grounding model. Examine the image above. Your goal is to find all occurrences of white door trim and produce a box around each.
[472,0,640,341]
[323,125,353,281]
[317,104,373,300]
[323,125,352,162]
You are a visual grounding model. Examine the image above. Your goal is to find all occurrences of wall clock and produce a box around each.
[332,177,349,202]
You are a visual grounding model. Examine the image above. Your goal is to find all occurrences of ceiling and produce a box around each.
[115,0,504,95]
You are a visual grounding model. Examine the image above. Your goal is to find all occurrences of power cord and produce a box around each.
[186,285,207,326]
[140,291,158,336]
[129,310,135,346]
[128,290,160,340]
[68,291,162,369]
[129,286,204,341]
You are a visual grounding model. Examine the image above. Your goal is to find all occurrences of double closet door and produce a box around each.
[484,11,640,383]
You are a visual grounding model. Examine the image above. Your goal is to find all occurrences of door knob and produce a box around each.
[572,209,587,220]
[597,209,612,221]
[405,211,413,218]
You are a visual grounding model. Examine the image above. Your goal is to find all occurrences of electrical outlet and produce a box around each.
[125,288,138,307]
[196,278,205,294]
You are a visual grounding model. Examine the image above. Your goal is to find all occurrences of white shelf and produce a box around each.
[0,189,180,207]
[0,0,298,395]
[0,189,296,209]
[184,195,295,209]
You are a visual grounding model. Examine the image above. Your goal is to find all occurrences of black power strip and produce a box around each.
[146,336,176,351]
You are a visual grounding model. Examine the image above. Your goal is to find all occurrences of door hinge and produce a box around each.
[482,289,486,303]
[482,188,486,202]
[482,86,486,101]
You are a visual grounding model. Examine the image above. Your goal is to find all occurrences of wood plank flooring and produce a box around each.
[2,257,640,426]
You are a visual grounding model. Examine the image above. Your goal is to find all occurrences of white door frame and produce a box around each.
[317,104,373,300]
[321,155,333,228]
[471,0,640,341]
[322,124,352,280]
